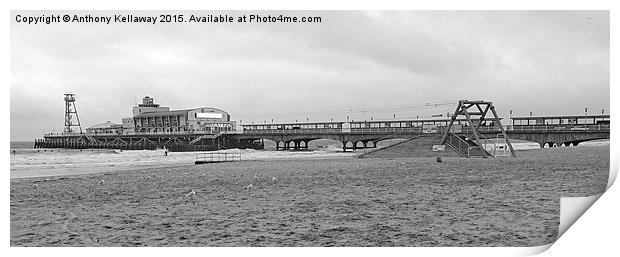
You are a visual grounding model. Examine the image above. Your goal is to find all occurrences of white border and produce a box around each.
[3,1,617,256]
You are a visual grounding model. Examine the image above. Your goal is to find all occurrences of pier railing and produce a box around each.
[241,127,424,134]
[240,124,609,135]
[44,130,231,137]
[241,128,343,134]
[43,124,610,138]
[506,124,609,132]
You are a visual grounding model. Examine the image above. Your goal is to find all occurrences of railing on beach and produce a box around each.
[195,152,241,164]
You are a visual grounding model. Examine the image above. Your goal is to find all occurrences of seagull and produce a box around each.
[200,173,206,177]
[246,183,254,190]
[185,190,196,197]
[139,176,144,180]
[253,172,259,180]
[97,179,105,185]
[31,184,39,188]
[145,175,151,180]
[272,177,278,181]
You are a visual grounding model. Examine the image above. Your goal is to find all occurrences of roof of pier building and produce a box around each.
[133,107,231,120]
[87,121,122,129]
[133,109,195,118]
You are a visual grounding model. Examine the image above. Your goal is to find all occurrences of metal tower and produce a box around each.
[63,93,83,133]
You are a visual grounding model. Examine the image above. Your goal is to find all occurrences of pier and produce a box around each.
[34,114,610,156]
[33,97,610,158]
[236,100,609,158]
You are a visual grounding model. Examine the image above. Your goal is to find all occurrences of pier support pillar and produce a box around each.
[294,140,300,150]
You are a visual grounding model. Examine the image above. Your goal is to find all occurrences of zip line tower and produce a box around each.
[440,100,516,157]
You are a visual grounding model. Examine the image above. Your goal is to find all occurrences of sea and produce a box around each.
[9,140,356,179]
[9,139,609,179]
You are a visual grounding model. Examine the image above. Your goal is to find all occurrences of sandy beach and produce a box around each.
[10,145,609,247]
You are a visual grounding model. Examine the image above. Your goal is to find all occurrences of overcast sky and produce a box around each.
[10,10,609,141]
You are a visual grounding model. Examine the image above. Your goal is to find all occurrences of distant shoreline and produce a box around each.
[10,154,359,180]
[10,143,611,180]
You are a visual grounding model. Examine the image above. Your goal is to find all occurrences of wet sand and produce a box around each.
[10,146,609,247]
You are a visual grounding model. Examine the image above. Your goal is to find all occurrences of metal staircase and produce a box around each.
[441,131,491,158]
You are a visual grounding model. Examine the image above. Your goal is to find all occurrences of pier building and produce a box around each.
[86,121,123,135]
[128,96,235,134]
